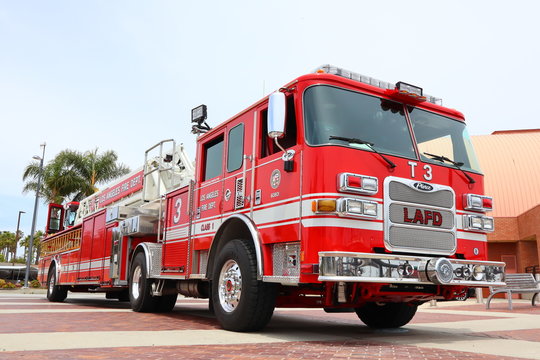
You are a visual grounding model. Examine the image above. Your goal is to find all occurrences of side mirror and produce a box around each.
[268,92,286,139]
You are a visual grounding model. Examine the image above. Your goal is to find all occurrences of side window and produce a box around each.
[227,124,244,172]
[203,135,224,181]
[261,95,297,158]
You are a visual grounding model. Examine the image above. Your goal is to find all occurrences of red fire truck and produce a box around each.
[39,65,505,331]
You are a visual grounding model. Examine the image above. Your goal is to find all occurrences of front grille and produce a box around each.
[388,226,455,252]
[384,177,456,255]
[389,181,454,208]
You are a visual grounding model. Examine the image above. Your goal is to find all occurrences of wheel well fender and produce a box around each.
[132,242,162,278]
[206,214,263,280]
[48,257,60,281]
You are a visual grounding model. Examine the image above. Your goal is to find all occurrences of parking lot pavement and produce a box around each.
[1,291,539,359]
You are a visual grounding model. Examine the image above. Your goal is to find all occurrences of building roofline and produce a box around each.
[491,128,540,135]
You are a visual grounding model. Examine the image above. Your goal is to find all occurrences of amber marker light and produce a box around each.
[312,199,337,213]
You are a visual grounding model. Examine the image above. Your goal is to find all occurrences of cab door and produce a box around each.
[191,131,225,255]
[222,113,253,216]
[252,95,301,244]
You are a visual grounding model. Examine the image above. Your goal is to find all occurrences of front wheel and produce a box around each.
[355,302,417,328]
[47,267,67,302]
[211,240,277,332]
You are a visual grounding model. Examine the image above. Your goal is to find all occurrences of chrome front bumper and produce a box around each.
[319,252,506,287]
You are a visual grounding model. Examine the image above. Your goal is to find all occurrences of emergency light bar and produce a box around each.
[396,81,423,97]
[314,65,442,105]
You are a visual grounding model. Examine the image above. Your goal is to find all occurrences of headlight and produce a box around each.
[464,215,495,232]
[346,199,363,215]
[337,198,378,218]
[363,201,378,216]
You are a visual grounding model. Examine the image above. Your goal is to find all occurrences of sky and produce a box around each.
[1,0,539,247]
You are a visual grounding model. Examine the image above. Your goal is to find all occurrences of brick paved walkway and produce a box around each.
[1,292,539,359]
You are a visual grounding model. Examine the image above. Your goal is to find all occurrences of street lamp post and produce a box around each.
[12,210,25,265]
[24,142,46,288]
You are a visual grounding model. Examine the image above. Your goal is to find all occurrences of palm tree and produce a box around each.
[19,231,43,264]
[0,231,16,262]
[22,148,130,204]
[22,152,84,204]
[68,148,130,201]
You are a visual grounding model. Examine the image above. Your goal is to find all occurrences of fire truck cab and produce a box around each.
[40,65,505,332]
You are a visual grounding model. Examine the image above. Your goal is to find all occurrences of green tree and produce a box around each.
[0,231,16,262]
[19,230,43,265]
[22,148,130,204]
[68,148,130,201]
[22,151,85,204]
[12,229,23,264]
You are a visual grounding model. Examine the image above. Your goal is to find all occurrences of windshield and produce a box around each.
[409,108,482,173]
[303,85,482,173]
[303,85,416,159]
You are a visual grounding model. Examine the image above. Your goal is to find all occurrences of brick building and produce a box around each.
[472,129,540,274]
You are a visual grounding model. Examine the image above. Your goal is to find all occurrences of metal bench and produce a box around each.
[486,273,540,310]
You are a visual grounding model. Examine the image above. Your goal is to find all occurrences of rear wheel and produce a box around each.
[46,267,67,302]
[355,302,417,328]
[211,239,277,332]
[117,289,130,302]
[129,253,157,312]
[155,293,178,312]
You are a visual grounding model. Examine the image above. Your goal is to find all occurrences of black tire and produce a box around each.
[46,267,67,302]
[129,252,158,312]
[208,282,215,314]
[117,289,130,302]
[155,293,178,312]
[211,239,277,332]
[355,302,417,328]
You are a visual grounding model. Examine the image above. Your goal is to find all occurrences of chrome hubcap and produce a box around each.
[131,265,142,300]
[218,260,242,313]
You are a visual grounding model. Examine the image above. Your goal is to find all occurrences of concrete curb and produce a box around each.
[0,288,47,294]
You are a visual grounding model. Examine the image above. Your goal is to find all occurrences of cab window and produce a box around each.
[227,124,244,172]
[203,135,224,181]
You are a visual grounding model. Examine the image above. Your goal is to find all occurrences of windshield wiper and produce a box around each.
[423,152,475,184]
[329,135,396,169]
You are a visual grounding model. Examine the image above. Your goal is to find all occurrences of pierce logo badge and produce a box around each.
[413,182,434,192]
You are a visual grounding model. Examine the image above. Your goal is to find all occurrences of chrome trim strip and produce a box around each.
[153,275,187,280]
[250,111,257,219]
[318,276,432,284]
[263,275,299,285]
[189,274,207,279]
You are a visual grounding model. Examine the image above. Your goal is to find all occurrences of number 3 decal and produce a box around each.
[423,164,432,180]
[173,198,182,224]
[408,161,433,180]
